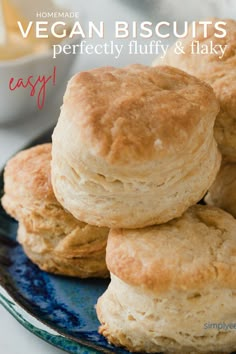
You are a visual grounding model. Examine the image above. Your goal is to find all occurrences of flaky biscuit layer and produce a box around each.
[2,144,109,278]
[97,205,236,353]
[52,65,220,228]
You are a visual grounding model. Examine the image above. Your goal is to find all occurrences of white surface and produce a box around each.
[0,1,235,353]
[0,306,67,354]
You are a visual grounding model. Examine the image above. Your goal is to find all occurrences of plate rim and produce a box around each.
[0,289,100,354]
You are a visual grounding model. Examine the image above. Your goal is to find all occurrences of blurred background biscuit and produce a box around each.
[205,162,236,218]
[154,18,236,162]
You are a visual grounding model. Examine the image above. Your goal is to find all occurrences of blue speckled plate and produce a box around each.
[0,128,129,354]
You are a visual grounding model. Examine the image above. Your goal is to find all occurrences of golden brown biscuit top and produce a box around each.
[156,19,236,122]
[107,205,236,292]
[61,64,219,164]
[3,143,56,205]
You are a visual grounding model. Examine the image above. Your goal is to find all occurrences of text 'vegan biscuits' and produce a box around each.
[52,64,220,228]
[97,205,236,353]
[1,144,109,278]
[154,18,236,161]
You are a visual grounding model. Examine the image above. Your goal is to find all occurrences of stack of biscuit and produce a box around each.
[1,17,236,354]
[50,64,236,353]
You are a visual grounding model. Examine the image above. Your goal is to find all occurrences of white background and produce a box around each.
[0,1,235,353]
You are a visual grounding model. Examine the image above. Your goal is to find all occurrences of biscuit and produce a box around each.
[51,64,221,228]
[205,162,236,218]
[154,18,236,161]
[1,144,109,278]
[97,205,236,353]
